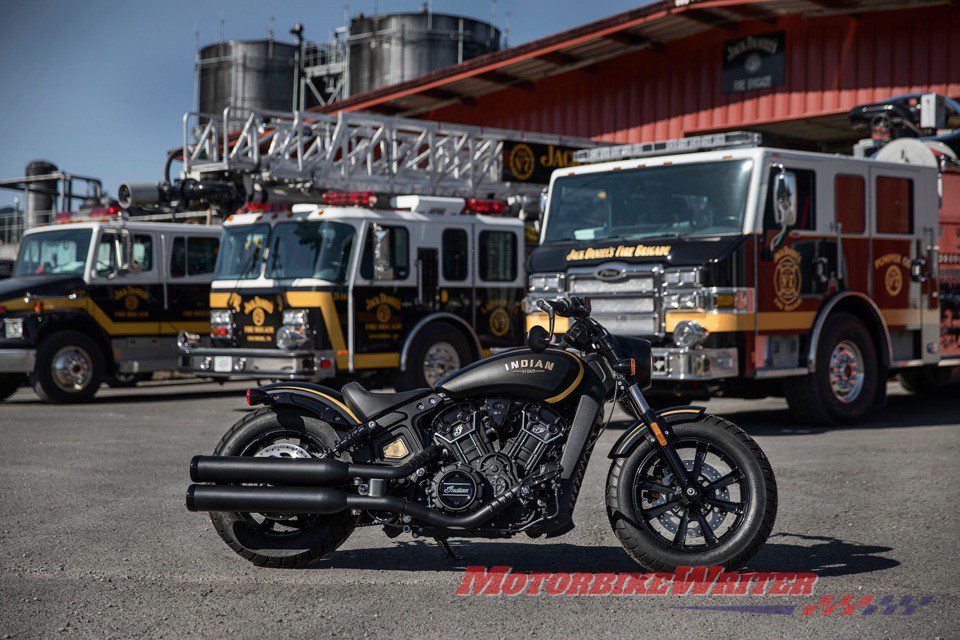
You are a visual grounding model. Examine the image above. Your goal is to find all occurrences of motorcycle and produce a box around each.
[186,296,777,570]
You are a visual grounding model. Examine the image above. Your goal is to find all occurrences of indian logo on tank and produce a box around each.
[503,358,556,373]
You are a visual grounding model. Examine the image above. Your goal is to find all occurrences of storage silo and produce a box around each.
[24,160,58,228]
[197,39,298,116]
[347,11,501,96]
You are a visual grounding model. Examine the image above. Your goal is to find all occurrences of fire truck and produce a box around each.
[144,109,598,389]
[525,94,960,425]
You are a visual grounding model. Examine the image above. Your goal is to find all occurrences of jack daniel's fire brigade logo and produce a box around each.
[243,296,275,327]
[773,246,802,311]
[114,286,148,317]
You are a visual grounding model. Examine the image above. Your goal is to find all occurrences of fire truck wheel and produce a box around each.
[0,374,22,402]
[896,366,951,394]
[784,313,879,425]
[396,323,472,390]
[32,331,105,404]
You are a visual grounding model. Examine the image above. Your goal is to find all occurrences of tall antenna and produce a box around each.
[491,0,497,24]
[504,11,511,48]
[268,16,275,40]
[219,15,225,43]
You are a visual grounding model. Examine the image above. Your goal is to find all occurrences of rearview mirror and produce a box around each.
[772,167,798,228]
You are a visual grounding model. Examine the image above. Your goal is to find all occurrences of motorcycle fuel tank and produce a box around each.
[436,348,584,404]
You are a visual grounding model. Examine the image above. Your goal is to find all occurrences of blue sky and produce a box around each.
[0,0,643,207]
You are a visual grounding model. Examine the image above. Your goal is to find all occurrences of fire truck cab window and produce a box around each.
[543,160,753,243]
[215,224,270,279]
[130,235,153,272]
[478,231,517,282]
[835,174,866,234]
[876,176,914,234]
[267,221,355,282]
[171,236,220,278]
[764,167,816,231]
[442,228,469,281]
[14,228,92,277]
[95,232,119,276]
[360,224,409,280]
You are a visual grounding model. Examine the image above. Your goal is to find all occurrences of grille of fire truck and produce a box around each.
[567,266,661,336]
[182,108,600,200]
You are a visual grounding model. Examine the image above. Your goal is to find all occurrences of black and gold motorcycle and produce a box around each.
[186,296,777,570]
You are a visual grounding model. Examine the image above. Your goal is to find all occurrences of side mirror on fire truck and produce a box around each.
[772,166,798,229]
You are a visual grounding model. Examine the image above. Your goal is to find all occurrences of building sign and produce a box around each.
[502,141,585,183]
[722,31,785,94]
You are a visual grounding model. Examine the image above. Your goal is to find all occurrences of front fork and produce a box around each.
[625,383,704,503]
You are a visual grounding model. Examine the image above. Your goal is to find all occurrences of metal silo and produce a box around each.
[347,11,501,96]
[24,160,58,229]
[197,39,298,116]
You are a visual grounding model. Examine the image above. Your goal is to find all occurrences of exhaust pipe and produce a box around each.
[186,475,542,530]
[190,446,441,485]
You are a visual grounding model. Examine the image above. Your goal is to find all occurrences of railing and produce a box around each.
[0,209,56,248]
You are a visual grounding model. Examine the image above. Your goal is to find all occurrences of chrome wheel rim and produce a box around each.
[423,342,460,387]
[829,340,865,403]
[51,346,93,392]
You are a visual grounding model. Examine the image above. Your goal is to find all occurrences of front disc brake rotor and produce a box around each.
[656,460,729,536]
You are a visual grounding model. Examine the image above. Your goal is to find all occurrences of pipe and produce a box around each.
[190,445,441,485]
[186,474,534,530]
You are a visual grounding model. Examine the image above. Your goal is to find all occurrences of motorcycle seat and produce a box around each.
[340,381,431,421]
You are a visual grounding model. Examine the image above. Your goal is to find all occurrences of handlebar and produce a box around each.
[535,295,591,319]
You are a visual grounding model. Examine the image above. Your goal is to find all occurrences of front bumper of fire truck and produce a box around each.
[651,347,739,381]
[178,346,337,380]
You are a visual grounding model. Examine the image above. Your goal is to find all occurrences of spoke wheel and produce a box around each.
[632,438,747,552]
[828,340,865,403]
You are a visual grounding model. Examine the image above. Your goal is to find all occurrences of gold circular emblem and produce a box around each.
[376,304,392,324]
[251,308,266,326]
[885,265,903,296]
[773,250,802,311]
[508,144,536,181]
[124,295,139,311]
[490,307,510,337]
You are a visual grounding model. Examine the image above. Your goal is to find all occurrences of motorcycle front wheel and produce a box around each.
[207,408,358,568]
[606,414,777,571]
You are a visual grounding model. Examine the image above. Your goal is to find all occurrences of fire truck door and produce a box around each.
[833,172,870,295]
[416,248,439,311]
[870,168,926,361]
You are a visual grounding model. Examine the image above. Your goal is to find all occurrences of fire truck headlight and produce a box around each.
[4,317,23,339]
[282,309,310,326]
[663,268,700,287]
[276,324,309,350]
[528,273,564,293]
[673,320,709,348]
[210,309,233,339]
[664,291,699,310]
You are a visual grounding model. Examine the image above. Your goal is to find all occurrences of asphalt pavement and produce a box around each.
[0,379,957,639]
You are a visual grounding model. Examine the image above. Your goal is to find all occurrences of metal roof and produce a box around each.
[319,0,946,118]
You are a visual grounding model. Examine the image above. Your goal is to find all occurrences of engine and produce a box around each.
[427,399,568,523]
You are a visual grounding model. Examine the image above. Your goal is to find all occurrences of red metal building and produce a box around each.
[320,0,957,149]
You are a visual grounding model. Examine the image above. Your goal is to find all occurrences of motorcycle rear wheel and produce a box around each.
[606,414,776,571]
[207,408,358,568]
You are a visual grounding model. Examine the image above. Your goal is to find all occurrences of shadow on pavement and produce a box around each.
[318,533,897,577]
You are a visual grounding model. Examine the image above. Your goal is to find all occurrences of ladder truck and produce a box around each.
[120,108,599,390]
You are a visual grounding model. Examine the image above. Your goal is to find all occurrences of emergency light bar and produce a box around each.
[573,131,762,164]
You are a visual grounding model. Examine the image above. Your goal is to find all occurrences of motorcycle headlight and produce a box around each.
[282,309,309,326]
[528,273,564,293]
[4,318,23,339]
[673,320,709,348]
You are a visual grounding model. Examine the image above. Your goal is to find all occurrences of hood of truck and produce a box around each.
[527,235,749,273]
[0,275,85,304]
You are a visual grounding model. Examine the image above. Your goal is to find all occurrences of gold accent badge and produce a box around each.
[773,246,802,311]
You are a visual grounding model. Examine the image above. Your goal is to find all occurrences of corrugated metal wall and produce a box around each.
[420,6,959,142]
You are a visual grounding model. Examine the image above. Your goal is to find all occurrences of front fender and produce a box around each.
[249,382,361,428]
[608,406,706,458]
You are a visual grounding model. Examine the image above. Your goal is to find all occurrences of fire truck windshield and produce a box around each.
[14,228,93,277]
[543,159,754,243]
[214,224,270,280]
[265,221,355,282]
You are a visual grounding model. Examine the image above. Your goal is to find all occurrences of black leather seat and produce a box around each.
[340,381,431,421]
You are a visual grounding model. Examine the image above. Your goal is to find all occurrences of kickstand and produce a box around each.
[437,538,463,561]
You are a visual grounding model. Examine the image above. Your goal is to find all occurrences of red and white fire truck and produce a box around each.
[526,94,960,424]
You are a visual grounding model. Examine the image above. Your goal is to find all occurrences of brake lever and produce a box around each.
[535,298,557,341]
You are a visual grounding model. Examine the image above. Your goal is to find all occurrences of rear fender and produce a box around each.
[608,406,706,458]
[250,382,361,429]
